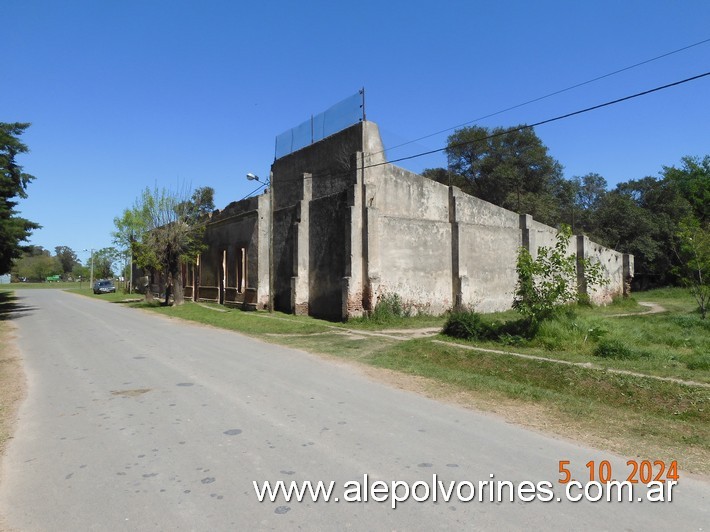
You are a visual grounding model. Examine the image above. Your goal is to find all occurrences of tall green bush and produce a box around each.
[513,225,606,327]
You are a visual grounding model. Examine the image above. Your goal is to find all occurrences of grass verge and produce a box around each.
[125,288,710,475]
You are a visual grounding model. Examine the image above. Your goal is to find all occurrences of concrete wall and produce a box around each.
[578,236,630,304]
[269,121,373,316]
[309,191,349,319]
[363,163,453,314]
[195,195,269,309]
[263,120,634,320]
[170,119,630,321]
[454,191,521,313]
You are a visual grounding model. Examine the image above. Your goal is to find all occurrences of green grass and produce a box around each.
[5,281,87,290]
[136,301,333,336]
[344,313,444,330]
[435,290,710,384]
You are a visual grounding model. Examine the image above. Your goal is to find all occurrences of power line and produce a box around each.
[240,182,267,201]
[372,70,710,169]
[378,37,710,156]
[255,69,710,189]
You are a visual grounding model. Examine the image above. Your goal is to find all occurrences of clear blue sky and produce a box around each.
[5,0,710,265]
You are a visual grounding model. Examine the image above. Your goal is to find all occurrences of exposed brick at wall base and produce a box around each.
[342,278,364,318]
[293,302,309,316]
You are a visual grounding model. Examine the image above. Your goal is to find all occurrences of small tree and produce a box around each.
[132,185,208,306]
[674,219,710,319]
[513,225,606,326]
[92,247,120,280]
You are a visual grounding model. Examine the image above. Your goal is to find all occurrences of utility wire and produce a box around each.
[240,182,267,201]
[248,69,710,190]
[372,70,710,169]
[377,37,710,156]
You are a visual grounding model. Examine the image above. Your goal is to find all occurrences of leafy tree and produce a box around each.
[590,176,690,288]
[420,167,469,189]
[54,246,79,276]
[92,247,120,279]
[72,263,90,282]
[131,185,207,306]
[674,218,710,319]
[0,122,40,274]
[446,125,565,225]
[513,225,606,327]
[662,155,710,223]
[183,186,215,221]
[568,173,608,235]
[12,250,60,281]
[113,207,149,293]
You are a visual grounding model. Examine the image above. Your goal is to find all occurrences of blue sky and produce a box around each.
[4,0,710,264]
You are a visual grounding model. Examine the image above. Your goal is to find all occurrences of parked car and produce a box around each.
[93,280,116,294]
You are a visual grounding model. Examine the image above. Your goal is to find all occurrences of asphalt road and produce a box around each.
[1,289,708,530]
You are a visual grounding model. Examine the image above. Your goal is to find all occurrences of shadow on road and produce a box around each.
[0,292,38,321]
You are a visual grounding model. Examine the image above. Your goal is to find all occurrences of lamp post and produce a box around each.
[83,248,95,289]
[246,173,273,312]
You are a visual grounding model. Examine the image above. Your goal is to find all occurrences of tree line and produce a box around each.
[11,245,122,282]
[422,125,709,295]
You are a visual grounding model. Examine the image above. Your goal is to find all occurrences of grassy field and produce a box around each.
[2,284,709,475]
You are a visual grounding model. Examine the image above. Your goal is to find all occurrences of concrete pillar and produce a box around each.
[256,192,271,309]
[358,150,381,312]
[519,214,535,253]
[342,153,364,319]
[623,253,634,297]
[576,234,588,298]
[291,173,311,315]
[449,186,463,310]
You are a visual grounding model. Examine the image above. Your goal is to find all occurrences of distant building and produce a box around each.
[0,274,11,284]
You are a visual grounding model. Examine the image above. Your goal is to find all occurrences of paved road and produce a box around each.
[1,290,708,530]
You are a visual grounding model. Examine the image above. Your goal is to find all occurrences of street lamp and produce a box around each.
[246,173,273,312]
[83,248,95,289]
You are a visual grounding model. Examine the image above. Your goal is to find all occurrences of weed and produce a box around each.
[685,353,710,371]
[442,310,488,340]
[353,293,414,326]
[594,338,639,360]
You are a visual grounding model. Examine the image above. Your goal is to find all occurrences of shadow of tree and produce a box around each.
[0,291,38,320]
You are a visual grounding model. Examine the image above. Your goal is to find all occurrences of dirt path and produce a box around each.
[607,301,666,317]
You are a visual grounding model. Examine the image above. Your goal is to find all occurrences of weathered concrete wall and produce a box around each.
[262,119,633,320]
[196,195,268,309]
[272,205,297,313]
[363,163,453,314]
[271,121,365,208]
[454,191,521,312]
[270,122,378,318]
[309,191,348,320]
[578,236,626,304]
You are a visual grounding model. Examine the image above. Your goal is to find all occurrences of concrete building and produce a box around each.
[188,120,633,320]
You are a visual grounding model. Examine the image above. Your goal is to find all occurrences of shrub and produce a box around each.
[513,225,607,327]
[593,338,636,359]
[368,293,411,323]
[685,353,710,371]
[443,310,488,340]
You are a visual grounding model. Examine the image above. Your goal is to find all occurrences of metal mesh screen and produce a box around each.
[274,90,365,159]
